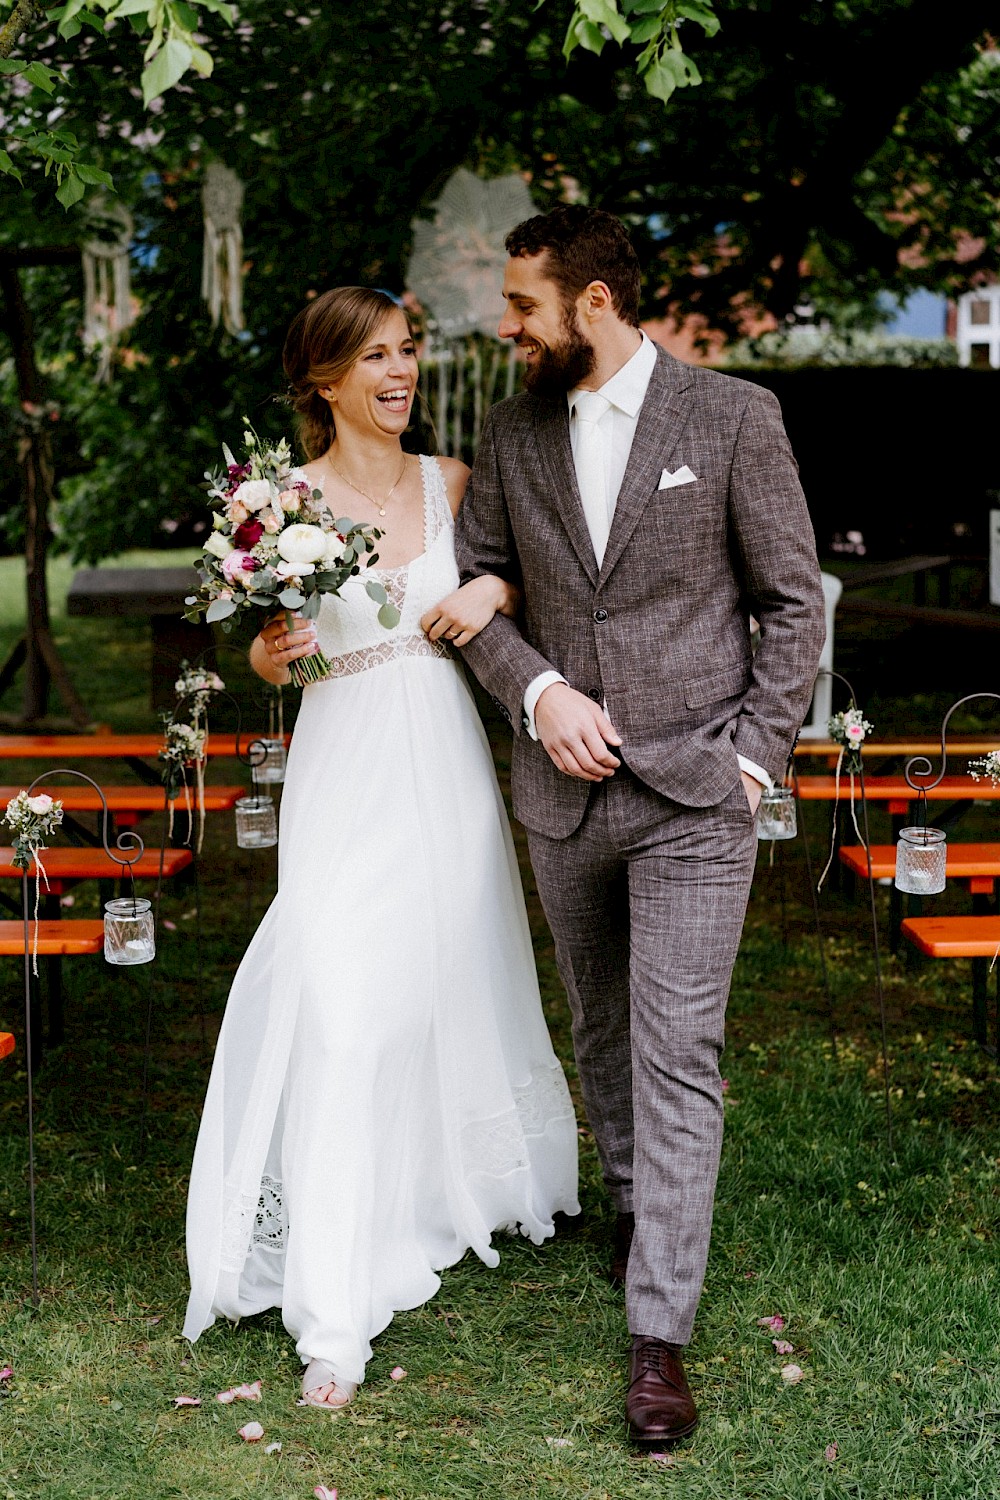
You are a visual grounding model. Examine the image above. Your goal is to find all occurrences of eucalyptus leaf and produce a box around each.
[206,598,238,623]
[247,593,275,607]
[377,602,401,630]
[300,591,322,619]
[278,588,306,608]
[365,580,388,606]
[333,516,357,533]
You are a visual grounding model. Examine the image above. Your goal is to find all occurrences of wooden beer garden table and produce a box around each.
[0,733,287,788]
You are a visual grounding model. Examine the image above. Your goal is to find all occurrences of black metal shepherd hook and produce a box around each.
[20,770,146,1311]
[902,693,1000,832]
[814,669,894,1156]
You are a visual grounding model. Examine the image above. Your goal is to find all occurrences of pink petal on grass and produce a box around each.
[0,1366,12,1383]
[314,1488,338,1500]
[825,1442,839,1462]
[234,1380,262,1400]
[238,1420,265,1442]
[780,1363,804,1383]
[772,1339,794,1355]
[162,919,177,932]
[264,1441,282,1455]
[389,1366,407,1381]
[758,1315,785,1332]
[172,1395,201,1408]
[721,1078,730,1092]
[216,1389,236,1403]
[649,1451,675,1466]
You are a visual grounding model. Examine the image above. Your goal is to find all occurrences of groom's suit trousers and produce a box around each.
[527,767,758,1347]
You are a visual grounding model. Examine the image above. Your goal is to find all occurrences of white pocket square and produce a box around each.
[658,465,698,490]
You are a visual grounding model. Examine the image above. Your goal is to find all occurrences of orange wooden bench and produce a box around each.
[839,843,1000,898]
[0,919,106,955]
[0,784,245,829]
[0,1032,13,1060]
[0,733,285,760]
[0,845,192,888]
[901,915,1000,1056]
[795,739,999,761]
[797,775,1000,820]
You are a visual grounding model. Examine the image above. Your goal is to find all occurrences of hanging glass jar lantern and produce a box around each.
[756,786,797,841]
[235,794,278,849]
[895,825,946,895]
[104,897,155,965]
[254,738,287,784]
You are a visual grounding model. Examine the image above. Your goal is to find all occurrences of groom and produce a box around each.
[454,205,825,1443]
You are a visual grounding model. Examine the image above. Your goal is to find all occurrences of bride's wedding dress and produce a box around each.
[184,456,580,1385]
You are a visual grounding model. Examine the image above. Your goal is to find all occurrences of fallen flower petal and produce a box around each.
[238,1421,264,1442]
[825,1442,838,1462]
[264,1441,282,1455]
[649,1451,675,1465]
[0,1367,12,1382]
[314,1488,338,1500]
[780,1363,804,1383]
[772,1339,794,1355]
[233,1380,262,1400]
[757,1315,785,1332]
[720,1078,730,1092]
[162,919,177,931]
[172,1395,201,1408]
[389,1366,407,1381]
[215,1389,236,1404]
[545,1436,572,1447]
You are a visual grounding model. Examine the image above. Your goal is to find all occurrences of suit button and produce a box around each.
[588,688,601,701]
[593,608,608,622]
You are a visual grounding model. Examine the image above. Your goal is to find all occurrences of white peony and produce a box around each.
[276,523,327,564]
[233,479,272,512]
[320,533,346,566]
[203,532,234,560]
[274,559,315,578]
[26,793,53,815]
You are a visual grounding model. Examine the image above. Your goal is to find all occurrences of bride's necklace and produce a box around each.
[326,452,408,518]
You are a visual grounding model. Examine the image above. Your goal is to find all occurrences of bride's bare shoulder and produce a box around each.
[431,455,470,517]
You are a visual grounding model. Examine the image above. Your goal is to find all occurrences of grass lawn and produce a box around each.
[0,576,998,1499]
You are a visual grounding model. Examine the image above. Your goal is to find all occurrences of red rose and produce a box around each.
[233,518,264,550]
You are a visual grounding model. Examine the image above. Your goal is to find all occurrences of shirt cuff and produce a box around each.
[523,671,567,740]
[737,755,773,793]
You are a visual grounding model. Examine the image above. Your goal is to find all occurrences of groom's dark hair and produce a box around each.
[505,206,641,327]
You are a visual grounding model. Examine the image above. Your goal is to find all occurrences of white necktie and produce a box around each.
[573,390,611,567]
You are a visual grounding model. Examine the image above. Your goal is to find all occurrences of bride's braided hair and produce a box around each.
[282,287,406,460]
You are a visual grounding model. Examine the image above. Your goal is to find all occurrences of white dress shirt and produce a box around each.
[522,332,771,791]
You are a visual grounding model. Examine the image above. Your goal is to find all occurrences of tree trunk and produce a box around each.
[0,263,89,726]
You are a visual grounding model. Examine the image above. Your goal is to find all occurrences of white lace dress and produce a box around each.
[183,456,580,1384]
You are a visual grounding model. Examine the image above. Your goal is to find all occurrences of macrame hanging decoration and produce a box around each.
[201,162,246,334]
[81,198,136,382]
[406,168,536,457]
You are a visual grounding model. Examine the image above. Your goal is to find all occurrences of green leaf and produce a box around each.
[197,0,235,21]
[364,580,388,606]
[110,0,158,15]
[75,164,114,187]
[377,602,401,630]
[142,37,192,104]
[169,0,199,28]
[205,597,238,623]
[333,515,358,532]
[54,0,88,35]
[627,16,662,44]
[56,173,86,209]
[188,43,213,77]
[246,592,274,607]
[677,1,721,37]
[23,63,58,95]
[0,61,26,76]
[642,48,698,102]
[0,151,23,184]
[299,590,322,620]
[578,0,630,45]
[278,587,305,608]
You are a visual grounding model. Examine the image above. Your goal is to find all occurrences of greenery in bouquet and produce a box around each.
[184,422,400,687]
[828,706,873,776]
[2,790,65,873]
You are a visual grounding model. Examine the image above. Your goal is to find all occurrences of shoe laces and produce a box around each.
[634,1339,682,1384]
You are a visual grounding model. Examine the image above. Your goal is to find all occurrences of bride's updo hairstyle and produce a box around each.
[283,286,403,459]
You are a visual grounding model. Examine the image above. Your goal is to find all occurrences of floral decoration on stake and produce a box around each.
[159,720,208,850]
[185,422,400,686]
[817,706,873,891]
[969,749,1000,787]
[3,791,64,975]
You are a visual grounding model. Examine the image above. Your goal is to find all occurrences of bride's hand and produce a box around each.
[251,613,319,683]
[420,576,520,648]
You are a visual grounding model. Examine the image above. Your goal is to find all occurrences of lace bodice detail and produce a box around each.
[313,455,458,679]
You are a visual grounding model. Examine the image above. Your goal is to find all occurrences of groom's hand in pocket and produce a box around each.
[535,683,622,782]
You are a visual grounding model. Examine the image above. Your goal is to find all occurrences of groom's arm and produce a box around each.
[727,386,826,782]
[453,408,559,735]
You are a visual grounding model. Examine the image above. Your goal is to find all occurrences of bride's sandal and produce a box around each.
[300,1358,357,1409]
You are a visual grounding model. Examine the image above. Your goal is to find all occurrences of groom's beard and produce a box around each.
[521,314,597,400]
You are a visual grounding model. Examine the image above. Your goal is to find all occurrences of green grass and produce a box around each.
[0,597,999,1499]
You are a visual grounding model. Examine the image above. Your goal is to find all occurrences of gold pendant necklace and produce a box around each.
[327,452,408,517]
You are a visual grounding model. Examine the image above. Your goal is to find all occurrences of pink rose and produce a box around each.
[227,499,249,524]
[261,508,283,534]
[847,723,864,742]
[278,488,301,512]
[221,550,257,586]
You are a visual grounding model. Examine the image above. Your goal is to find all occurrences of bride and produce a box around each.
[183,286,580,1408]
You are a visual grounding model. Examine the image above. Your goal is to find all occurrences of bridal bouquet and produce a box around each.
[184,422,400,686]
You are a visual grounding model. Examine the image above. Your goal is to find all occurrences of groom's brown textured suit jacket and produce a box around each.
[455,344,825,836]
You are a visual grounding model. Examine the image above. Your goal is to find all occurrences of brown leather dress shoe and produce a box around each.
[626,1336,699,1444]
[609,1210,634,1286]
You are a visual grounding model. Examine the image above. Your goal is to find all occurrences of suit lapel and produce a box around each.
[598,349,695,585]
[534,398,600,588]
